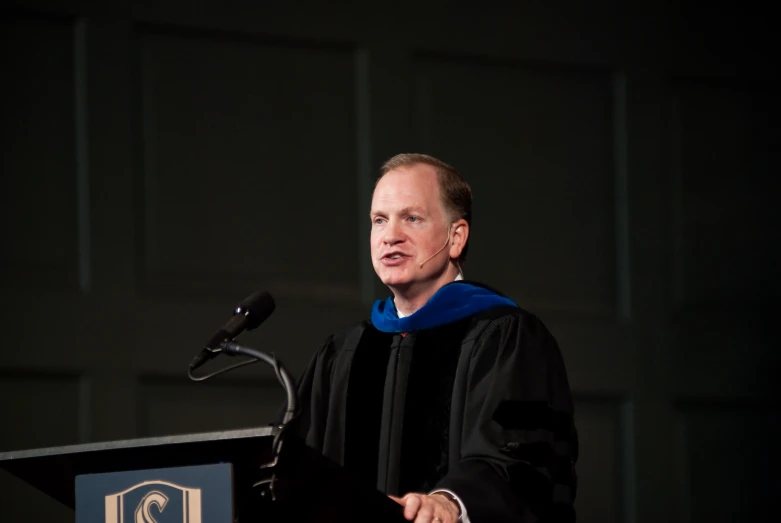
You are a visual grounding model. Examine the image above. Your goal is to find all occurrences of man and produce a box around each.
[294,154,578,522]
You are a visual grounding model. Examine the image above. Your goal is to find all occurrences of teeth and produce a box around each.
[389,254,402,259]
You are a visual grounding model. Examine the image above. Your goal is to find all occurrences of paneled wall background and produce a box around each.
[1,2,777,522]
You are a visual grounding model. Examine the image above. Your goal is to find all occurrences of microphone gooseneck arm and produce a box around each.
[220,341,297,426]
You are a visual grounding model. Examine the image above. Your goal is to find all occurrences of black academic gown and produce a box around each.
[293,303,578,522]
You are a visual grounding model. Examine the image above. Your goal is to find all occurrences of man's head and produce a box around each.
[369,153,472,309]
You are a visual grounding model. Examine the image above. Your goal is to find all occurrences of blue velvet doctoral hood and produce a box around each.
[371,281,518,333]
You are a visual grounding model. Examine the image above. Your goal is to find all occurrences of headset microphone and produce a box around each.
[419,225,453,269]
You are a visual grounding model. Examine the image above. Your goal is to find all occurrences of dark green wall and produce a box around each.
[1,2,777,522]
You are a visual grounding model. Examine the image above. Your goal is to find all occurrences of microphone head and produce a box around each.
[235,290,276,330]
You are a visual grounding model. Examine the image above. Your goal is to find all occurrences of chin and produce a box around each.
[377,269,412,288]
[380,274,411,288]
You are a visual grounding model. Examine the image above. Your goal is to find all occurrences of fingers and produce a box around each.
[402,493,422,520]
[413,503,437,523]
[395,493,453,523]
[388,494,404,506]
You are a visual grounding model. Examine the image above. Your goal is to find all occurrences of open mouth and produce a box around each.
[381,252,409,264]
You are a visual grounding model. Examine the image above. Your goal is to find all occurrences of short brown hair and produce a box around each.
[378,153,472,264]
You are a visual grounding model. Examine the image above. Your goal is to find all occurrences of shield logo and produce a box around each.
[104,480,202,523]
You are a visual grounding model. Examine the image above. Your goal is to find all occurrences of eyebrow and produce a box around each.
[370,206,426,218]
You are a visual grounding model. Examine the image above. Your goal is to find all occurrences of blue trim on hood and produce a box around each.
[371,282,517,333]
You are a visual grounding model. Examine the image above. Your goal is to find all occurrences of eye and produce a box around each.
[373,217,385,225]
[408,216,420,222]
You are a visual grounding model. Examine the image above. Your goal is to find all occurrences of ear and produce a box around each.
[448,219,469,260]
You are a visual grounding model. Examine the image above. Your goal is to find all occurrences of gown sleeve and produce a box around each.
[289,334,336,453]
[435,312,578,522]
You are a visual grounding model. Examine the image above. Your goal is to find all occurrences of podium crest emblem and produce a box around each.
[104,480,202,523]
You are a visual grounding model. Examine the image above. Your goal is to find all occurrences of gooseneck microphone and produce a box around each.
[185,290,301,503]
[189,290,276,371]
[187,289,298,426]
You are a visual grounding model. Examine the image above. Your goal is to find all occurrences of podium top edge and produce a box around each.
[0,425,277,463]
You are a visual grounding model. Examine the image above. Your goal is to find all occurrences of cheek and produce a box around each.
[369,232,381,253]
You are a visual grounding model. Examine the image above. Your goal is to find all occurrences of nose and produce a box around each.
[382,219,405,246]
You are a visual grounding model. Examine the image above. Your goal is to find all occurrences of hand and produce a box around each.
[389,492,460,523]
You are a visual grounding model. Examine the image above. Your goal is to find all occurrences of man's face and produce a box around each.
[370,164,453,293]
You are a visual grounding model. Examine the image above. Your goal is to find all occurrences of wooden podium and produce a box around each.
[0,426,407,522]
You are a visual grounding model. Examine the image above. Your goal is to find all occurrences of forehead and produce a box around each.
[371,164,442,211]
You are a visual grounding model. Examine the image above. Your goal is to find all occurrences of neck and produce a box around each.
[391,262,460,316]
